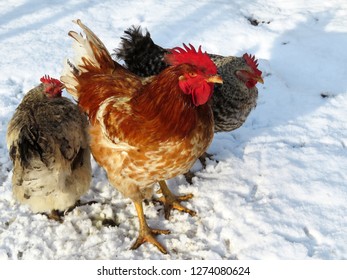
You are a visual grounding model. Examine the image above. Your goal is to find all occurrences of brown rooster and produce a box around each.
[6,76,91,220]
[61,20,222,254]
[115,26,264,170]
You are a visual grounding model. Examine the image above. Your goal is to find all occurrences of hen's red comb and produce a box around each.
[40,75,63,87]
[243,53,262,77]
[165,43,217,75]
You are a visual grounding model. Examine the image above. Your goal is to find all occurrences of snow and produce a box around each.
[0,0,346,260]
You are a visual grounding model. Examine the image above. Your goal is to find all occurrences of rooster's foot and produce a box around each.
[131,226,170,254]
[156,181,196,219]
[132,200,170,254]
[155,194,196,219]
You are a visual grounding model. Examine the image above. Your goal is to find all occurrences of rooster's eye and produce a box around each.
[189,72,197,78]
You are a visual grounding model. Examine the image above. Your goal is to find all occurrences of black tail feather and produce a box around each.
[114,26,168,77]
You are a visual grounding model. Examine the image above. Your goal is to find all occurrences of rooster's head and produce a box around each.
[165,44,223,106]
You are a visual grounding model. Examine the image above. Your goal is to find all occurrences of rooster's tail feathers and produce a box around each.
[61,19,114,99]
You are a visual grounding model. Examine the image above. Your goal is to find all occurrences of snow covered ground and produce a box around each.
[0,0,346,260]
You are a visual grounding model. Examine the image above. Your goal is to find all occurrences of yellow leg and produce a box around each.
[131,200,170,254]
[156,181,196,219]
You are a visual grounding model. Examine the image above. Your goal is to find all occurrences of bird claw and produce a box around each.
[154,193,197,219]
[131,227,170,254]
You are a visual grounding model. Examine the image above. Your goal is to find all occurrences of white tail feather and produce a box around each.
[60,60,79,98]
[60,19,114,99]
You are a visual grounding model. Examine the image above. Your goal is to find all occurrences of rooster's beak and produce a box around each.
[205,75,223,84]
[255,76,264,84]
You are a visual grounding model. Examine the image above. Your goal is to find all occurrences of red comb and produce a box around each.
[165,43,217,75]
[40,75,63,97]
[40,75,63,87]
[243,53,262,77]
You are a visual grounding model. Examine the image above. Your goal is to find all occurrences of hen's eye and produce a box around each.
[189,72,197,77]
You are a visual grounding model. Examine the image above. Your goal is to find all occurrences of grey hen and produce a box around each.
[6,76,91,220]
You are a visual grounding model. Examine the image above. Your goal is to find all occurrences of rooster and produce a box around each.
[6,76,91,220]
[61,20,222,254]
[115,26,264,171]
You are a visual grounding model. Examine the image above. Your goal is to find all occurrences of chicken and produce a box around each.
[61,20,222,254]
[115,26,264,154]
[115,27,264,183]
[6,75,92,220]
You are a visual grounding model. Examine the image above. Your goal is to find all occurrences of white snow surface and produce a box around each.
[0,0,346,260]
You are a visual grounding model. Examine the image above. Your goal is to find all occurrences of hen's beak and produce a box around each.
[205,75,223,84]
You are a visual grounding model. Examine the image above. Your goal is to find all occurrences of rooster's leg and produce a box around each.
[131,200,170,254]
[156,181,196,219]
